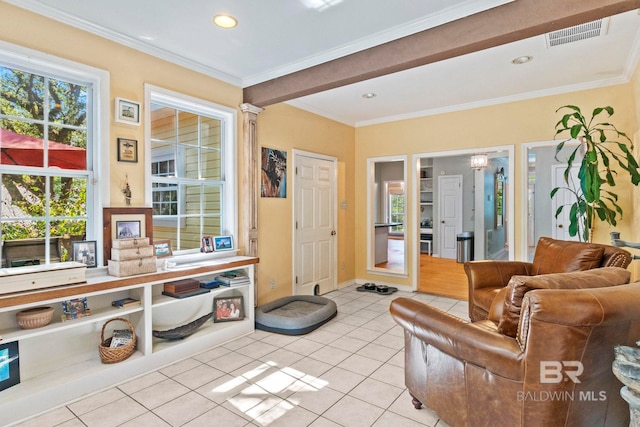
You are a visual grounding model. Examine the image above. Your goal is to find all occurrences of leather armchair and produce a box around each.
[465,237,632,322]
[390,268,638,427]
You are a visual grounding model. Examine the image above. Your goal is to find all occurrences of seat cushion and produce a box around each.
[497,267,631,337]
[531,237,605,275]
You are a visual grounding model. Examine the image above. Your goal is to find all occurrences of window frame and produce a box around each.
[0,41,108,267]
[144,84,237,256]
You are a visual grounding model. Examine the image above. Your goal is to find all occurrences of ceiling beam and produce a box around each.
[243,0,640,107]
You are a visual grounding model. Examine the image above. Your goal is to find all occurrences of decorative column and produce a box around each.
[240,103,263,305]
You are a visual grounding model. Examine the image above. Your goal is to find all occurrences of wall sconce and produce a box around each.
[470,154,488,170]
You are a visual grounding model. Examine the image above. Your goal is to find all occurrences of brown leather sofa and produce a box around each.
[465,237,632,322]
[390,267,637,427]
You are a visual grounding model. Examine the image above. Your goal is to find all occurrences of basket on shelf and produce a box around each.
[98,317,136,364]
[16,306,54,329]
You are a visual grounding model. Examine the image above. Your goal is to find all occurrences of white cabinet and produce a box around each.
[0,255,257,425]
[420,159,434,254]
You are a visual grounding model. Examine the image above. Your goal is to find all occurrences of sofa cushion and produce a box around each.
[531,237,605,275]
[497,267,631,337]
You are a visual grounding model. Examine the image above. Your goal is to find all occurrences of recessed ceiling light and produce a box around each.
[511,55,533,65]
[362,93,376,99]
[213,14,237,29]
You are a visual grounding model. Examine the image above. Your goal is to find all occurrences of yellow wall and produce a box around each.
[256,104,355,305]
[355,84,639,285]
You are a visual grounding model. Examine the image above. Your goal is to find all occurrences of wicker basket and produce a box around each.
[99,318,136,364]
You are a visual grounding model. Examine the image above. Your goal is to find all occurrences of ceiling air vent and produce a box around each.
[546,18,609,47]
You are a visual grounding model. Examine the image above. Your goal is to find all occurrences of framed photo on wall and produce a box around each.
[117,138,138,163]
[114,97,140,125]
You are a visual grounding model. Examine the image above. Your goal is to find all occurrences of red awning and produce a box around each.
[0,128,86,170]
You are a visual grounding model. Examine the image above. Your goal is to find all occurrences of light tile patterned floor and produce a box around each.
[13,286,468,427]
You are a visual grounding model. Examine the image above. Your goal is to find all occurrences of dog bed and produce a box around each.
[255,295,337,335]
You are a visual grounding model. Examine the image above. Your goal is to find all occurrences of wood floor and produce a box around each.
[376,239,468,300]
[418,254,468,300]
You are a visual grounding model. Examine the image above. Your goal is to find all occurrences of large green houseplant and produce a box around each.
[551,105,640,242]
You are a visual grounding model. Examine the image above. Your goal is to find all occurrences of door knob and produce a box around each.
[441,220,445,224]
[558,224,563,228]
[331,230,336,236]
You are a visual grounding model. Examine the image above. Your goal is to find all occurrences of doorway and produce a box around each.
[292,150,337,296]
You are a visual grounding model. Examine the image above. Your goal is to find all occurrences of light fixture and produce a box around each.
[362,93,376,99]
[470,154,488,170]
[511,55,533,65]
[213,14,237,29]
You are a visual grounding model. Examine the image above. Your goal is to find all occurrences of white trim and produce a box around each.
[410,145,514,289]
[0,40,108,266]
[144,84,238,251]
[367,155,408,277]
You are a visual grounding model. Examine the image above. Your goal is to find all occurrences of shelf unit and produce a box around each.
[420,159,434,254]
[0,255,258,425]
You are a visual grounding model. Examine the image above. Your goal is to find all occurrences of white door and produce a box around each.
[294,152,337,295]
[438,175,462,259]
[551,164,580,241]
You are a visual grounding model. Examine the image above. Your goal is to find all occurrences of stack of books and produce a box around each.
[215,270,251,287]
[162,278,210,298]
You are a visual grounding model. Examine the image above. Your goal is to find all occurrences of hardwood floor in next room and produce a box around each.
[376,239,468,301]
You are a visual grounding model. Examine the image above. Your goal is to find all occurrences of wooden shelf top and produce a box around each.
[0,256,259,309]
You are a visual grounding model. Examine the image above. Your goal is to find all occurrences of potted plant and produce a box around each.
[551,105,640,242]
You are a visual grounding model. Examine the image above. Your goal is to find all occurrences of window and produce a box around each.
[0,49,103,268]
[386,181,405,233]
[146,85,237,254]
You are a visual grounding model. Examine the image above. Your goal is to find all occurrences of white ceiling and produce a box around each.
[8,0,640,127]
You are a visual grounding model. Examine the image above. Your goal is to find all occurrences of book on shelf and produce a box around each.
[110,329,133,348]
[164,278,200,294]
[111,297,141,308]
[199,279,221,289]
[215,270,250,286]
[61,297,91,320]
[162,288,211,299]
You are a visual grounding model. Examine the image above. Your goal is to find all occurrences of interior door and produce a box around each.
[294,152,337,295]
[551,164,580,241]
[438,175,462,259]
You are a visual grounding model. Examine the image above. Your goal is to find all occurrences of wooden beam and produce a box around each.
[243,0,640,107]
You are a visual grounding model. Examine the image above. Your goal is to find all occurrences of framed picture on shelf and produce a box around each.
[201,236,214,253]
[62,297,91,320]
[153,239,173,257]
[114,97,140,125]
[213,296,244,322]
[117,138,138,163]
[213,235,234,251]
[0,341,20,392]
[72,240,97,268]
[116,220,141,239]
[103,207,153,265]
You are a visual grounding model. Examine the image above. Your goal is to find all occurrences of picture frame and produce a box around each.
[114,97,140,125]
[0,341,20,392]
[153,239,173,257]
[117,138,138,163]
[116,220,141,239]
[103,207,153,265]
[72,240,97,268]
[213,296,244,322]
[61,297,91,320]
[213,235,234,251]
[201,236,214,253]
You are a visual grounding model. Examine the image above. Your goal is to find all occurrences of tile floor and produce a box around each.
[13,286,468,427]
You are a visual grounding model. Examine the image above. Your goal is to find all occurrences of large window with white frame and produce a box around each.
[0,46,103,268]
[146,85,237,254]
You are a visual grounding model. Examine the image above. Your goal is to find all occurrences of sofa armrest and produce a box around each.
[464,260,533,291]
[390,297,524,380]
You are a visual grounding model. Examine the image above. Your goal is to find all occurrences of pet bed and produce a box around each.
[255,295,337,335]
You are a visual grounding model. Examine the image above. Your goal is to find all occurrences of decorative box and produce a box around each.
[108,257,157,277]
[112,237,150,249]
[111,245,154,261]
